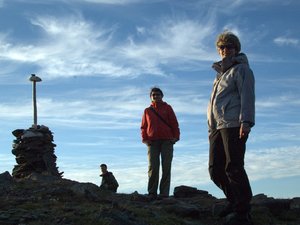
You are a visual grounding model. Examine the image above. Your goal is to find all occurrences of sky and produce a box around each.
[0,0,299,199]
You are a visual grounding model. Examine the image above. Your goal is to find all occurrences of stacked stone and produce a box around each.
[11,125,63,178]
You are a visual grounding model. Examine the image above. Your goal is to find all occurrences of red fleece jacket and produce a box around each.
[141,101,180,142]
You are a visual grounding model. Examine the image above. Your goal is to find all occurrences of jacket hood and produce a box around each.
[212,53,249,74]
[233,53,249,64]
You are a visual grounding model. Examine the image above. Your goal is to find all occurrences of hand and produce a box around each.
[171,138,178,144]
[239,123,251,139]
[143,140,152,146]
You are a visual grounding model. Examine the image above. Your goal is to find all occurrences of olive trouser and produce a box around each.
[147,140,174,196]
[209,127,252,213]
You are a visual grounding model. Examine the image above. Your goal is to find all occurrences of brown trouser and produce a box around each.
[209,127,252,213]
[147,140,174,196]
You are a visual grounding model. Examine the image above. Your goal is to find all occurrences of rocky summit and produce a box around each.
[0,172,299,225]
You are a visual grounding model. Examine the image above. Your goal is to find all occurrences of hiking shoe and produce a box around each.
[223,212,253,225]
[157,194,169,200]
[219,204,234,218]
[147,194,157,201]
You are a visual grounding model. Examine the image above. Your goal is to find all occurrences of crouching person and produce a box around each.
[99,164,119,193]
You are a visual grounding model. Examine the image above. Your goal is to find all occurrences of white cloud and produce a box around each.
[0,154,15,167]
[4,0,164,6]
[53,145,300,194]
[136,26,146,35]
[82,0,145,4]
[0,15,134,79]
[256,94,300,112]
[0,84,208,130]
[250,124,300,144]
[6,1,290,80]
[274,37,299,46]
[0,102,32,118]
[247,146,300,180]
[256,99,281,109]
[122,18,216,64]
[0,14,219,79]
[58,150,208,194]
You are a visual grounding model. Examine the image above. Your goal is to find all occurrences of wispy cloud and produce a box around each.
[0,12,219,80]
[2,81,298,132]
[82,0,151,4]
[247,146,300,180]
[251,123,300,145]
[126,18,216,62]
[274,37,299,47]
[1,15,132,79]
[58,150,208,193]
[56,144,300,194]
[256,93,300,112]
[3,1,289,80]
[0,85,207,130]
[0,154,15,168]
[0,102,32,118]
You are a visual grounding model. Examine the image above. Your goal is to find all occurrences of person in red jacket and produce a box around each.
[141,87,180,200]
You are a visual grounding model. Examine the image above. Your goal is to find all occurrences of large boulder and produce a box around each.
[174,185,209,198]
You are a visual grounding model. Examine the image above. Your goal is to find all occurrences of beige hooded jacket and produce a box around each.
[207,53,255,134]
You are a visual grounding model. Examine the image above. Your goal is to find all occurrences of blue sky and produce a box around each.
[0,0,299,198]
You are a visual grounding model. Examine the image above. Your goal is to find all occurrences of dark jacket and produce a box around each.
[100,172,119,192]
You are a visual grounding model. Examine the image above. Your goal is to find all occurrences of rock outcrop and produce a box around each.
[0,171,299,225]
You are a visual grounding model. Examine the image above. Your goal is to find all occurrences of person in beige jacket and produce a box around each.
[207,31,255,225]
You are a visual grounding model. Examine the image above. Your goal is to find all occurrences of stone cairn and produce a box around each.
[11,125,63,178]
